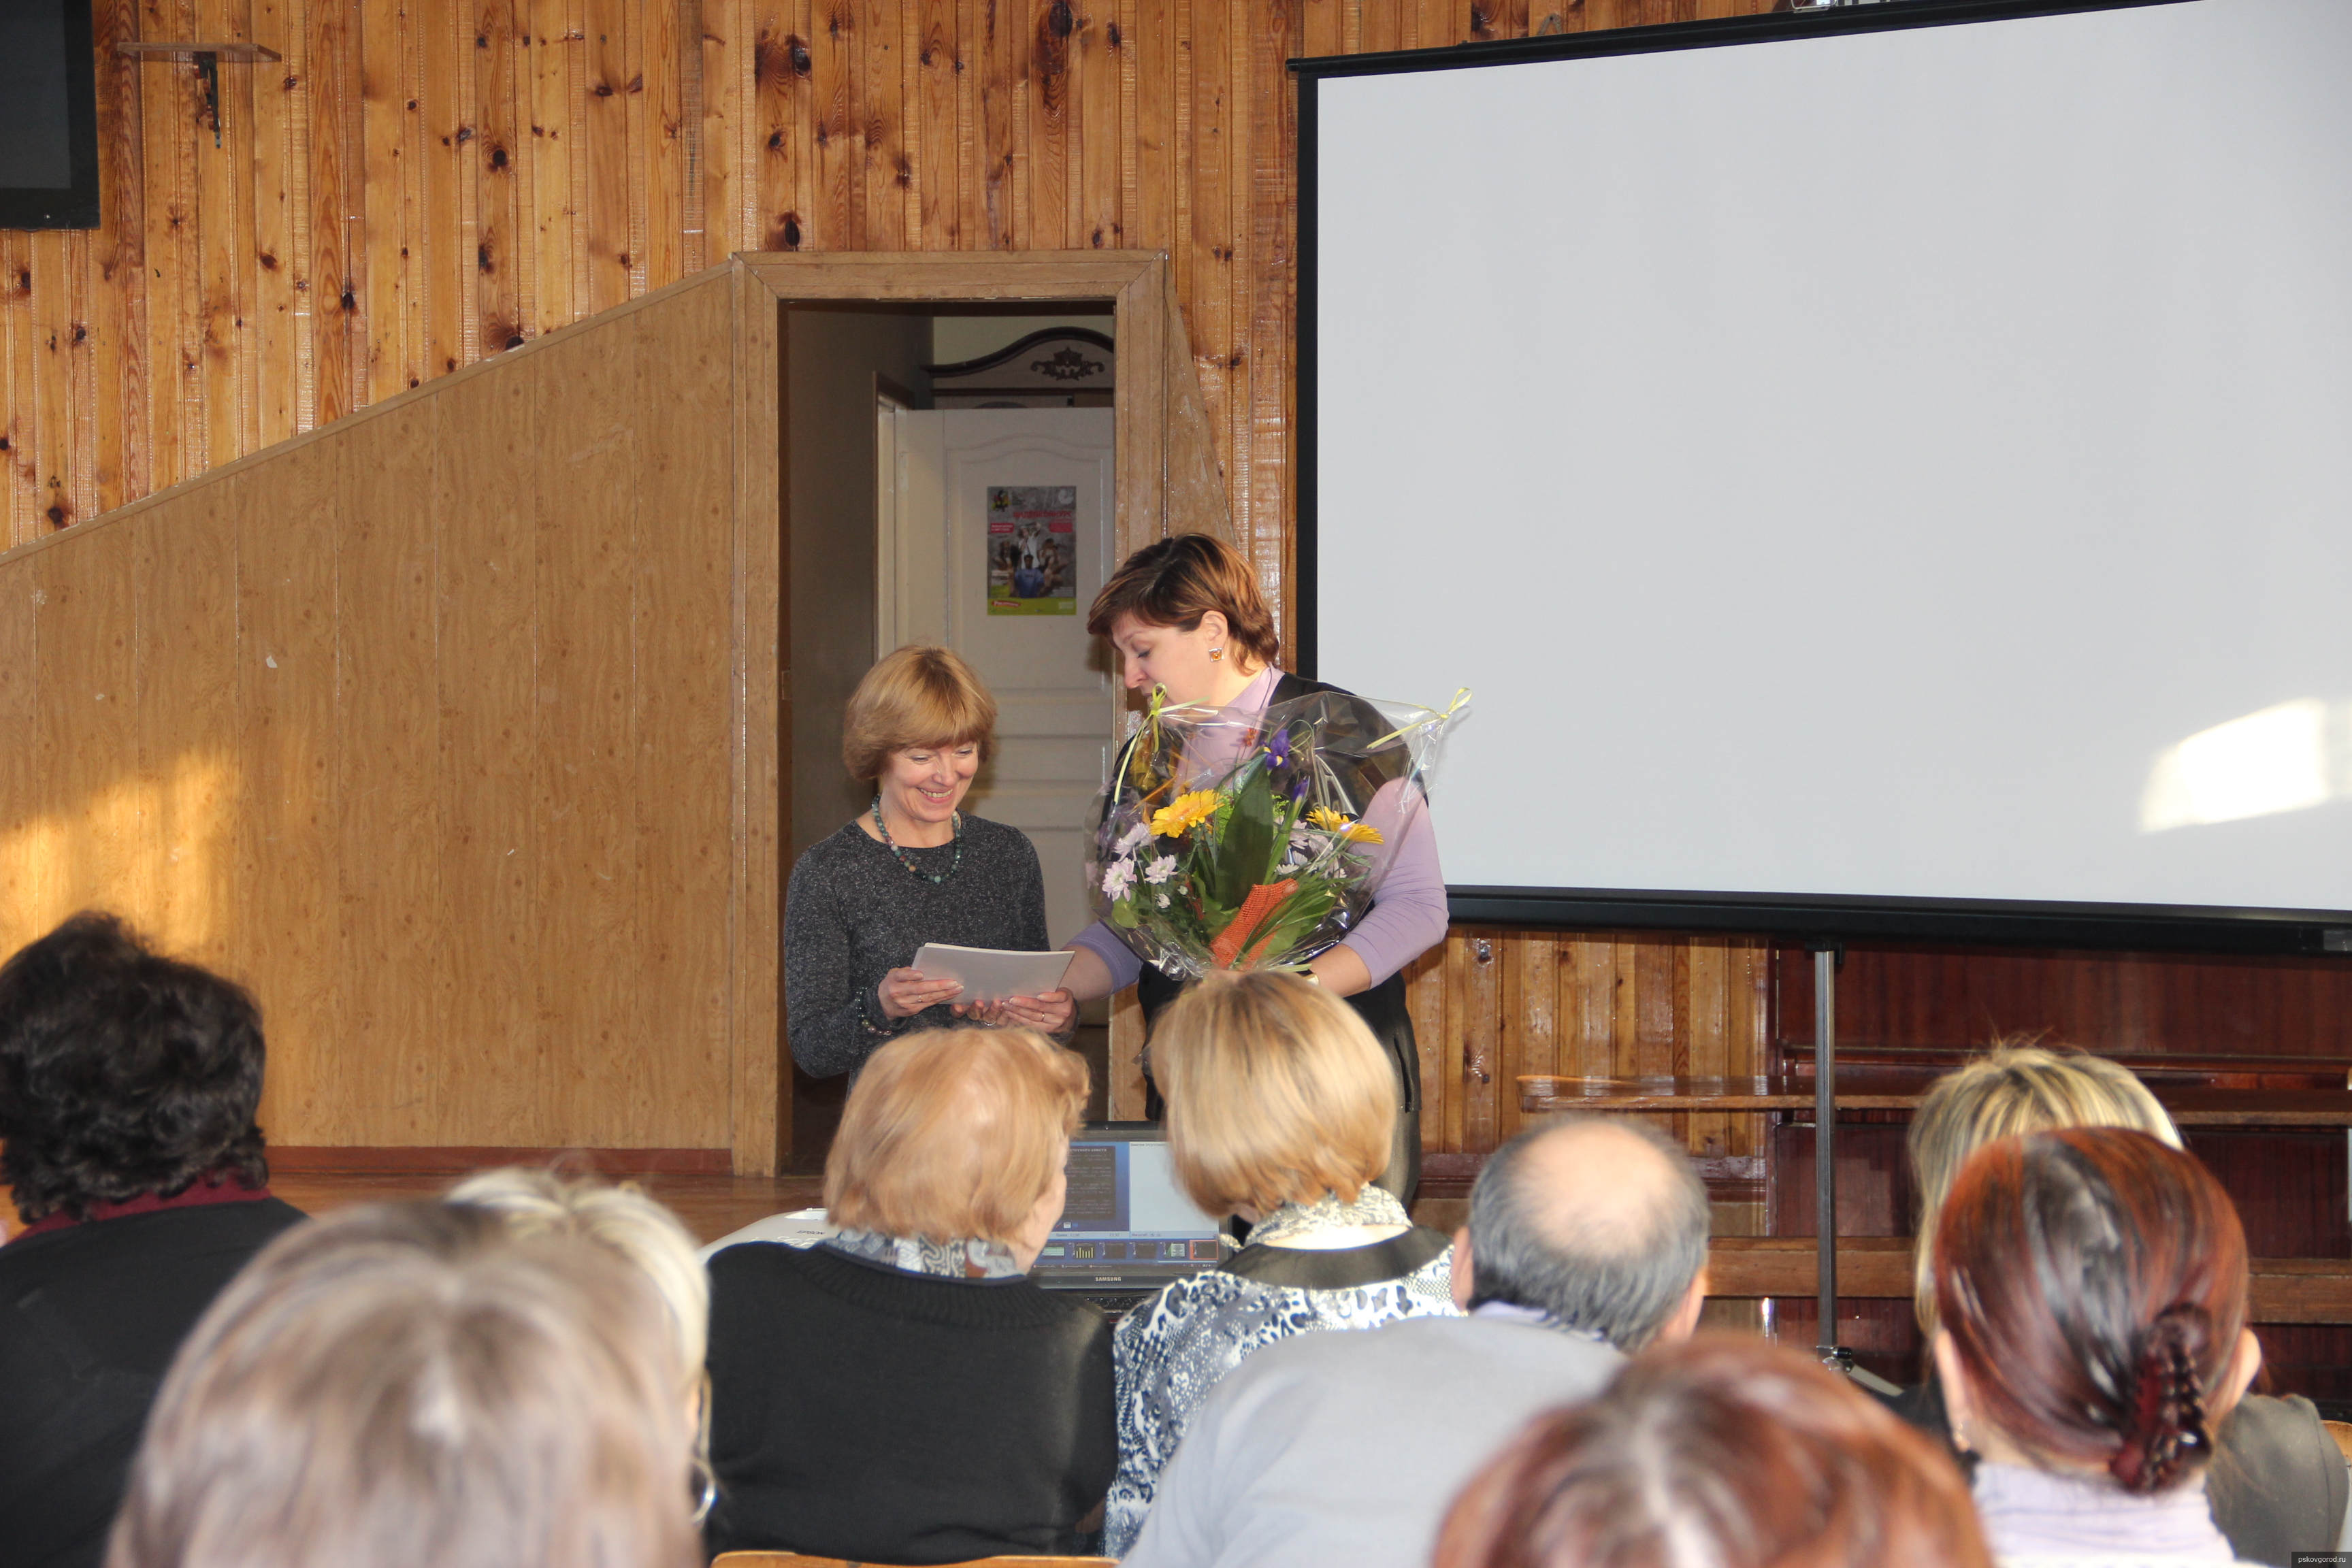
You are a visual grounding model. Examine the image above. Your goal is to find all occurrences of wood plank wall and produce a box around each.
[0,274,755,1156]
[2,0,1776,621]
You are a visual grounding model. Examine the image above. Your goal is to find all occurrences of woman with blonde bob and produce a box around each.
[1893,1043,2345,1564]
[105,1200,700,1568]
[784,644,1068,1081]
[704,1026,1115,1564]
[1105,970,1456,1554]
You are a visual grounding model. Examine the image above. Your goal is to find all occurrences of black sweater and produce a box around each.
[0,1196,308,1568]
[704,1241,1116,1564]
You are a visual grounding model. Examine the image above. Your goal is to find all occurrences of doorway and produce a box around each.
[787,302,1118,1166]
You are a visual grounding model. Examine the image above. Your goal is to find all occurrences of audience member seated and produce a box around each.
[1897,1046,2346,1565]
[1105,970,1456,1554]
[0,913,308,1568]
[1933,1126,2270,1567]
[448,1168,715,1520]
[1121,1115,1711,1568]
[703,1026,1113,1564]
[104,1198,700,1568]
[1433,1334,1995,1568]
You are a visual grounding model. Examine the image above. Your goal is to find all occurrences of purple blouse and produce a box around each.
[1068,667,1450,989]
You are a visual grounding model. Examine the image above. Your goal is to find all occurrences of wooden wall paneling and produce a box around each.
[137,0,196,489]
[0,564,37,940]
[700,0,741,255]
[861,0,904,249]
[94,0,152,511]
[2,237,35,546]
[1458,929,1501,1152]
[357,0,406,400]
[1077,0,1118,248]
[1110,264,1163,549]
[731,265,783,1170]
[1126,0,1166,252]
[250,0,306,446]
[646,0,691,283]
[192,0,255,466]
[426,0,470,378]
[1403,939,1443,1148]
[29,235,78,532]
[1495,928,1556,1144]
[1030,0,1071,250]
[912,0,956,248]
[979,0,1018,246]
[806,0,851,247]
[336,397,442,1140]
[1179,0,1227,534]
[238,439,344,1140]
[745,0,795,254]
[529,0,579,333]
[1243,0,1290,640]
[951,0,981,248]
[431,361,542,1143]
[306,0,353,425]
[135,472,241,966]
[479,0,529,351]
[585,0,636,310]
[32,521,139,930]
[632,280,736,1149]
[533,316,642,1143]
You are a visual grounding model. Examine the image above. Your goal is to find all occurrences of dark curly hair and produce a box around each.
[0,911,270,1222]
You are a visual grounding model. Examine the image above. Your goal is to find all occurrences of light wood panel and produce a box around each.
[0,272,761,1161]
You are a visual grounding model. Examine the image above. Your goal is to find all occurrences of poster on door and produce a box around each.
[987,487,1079,616]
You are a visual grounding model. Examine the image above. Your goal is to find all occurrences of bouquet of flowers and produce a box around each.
[1088,685,1465,980]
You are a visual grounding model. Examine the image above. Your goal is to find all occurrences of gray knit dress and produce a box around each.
[783,814,1052,1079]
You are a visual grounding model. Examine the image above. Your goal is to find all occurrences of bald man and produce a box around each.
[1118,1115,1711,1568]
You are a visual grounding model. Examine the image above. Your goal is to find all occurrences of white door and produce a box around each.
[880,409,1117,946]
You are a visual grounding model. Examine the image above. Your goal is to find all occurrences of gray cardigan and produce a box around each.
[783,814,1050,1079]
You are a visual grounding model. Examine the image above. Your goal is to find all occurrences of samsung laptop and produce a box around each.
[1030,1121,1226,1319]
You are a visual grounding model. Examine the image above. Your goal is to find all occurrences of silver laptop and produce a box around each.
[1031,1122,1224,1306]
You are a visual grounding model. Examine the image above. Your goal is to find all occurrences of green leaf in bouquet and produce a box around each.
[1210,766,1279,911]
[1241,881,1339,965]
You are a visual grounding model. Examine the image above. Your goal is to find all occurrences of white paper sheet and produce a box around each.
[909,943,1076,1004]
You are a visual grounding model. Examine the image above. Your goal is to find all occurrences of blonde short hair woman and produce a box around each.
[105,1200,699,1568]
[1898,1043,2346,1563]
[1104,972,1458,1556]
[785,644,1070,1081]
[704,1027,1114,1563]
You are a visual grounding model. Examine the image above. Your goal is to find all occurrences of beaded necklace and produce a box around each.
[872,796,964,883]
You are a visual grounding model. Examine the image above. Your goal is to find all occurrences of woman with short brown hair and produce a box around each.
[784,643,1068,1079]
[1050,532,1451,1199]
[704,1026,1115,1564]
[1433,1335,1993,1568]
[1105,971,1456,1554]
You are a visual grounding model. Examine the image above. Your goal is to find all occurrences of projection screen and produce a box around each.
[1299,0,2352,949]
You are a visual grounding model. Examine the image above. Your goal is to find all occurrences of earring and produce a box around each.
[1209,647,1225,662]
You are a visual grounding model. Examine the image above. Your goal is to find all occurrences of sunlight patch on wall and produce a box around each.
[0,751,241,958]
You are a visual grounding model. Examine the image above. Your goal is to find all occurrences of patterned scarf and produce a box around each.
[826,1227,1027,1279]
[1244,1183,1411,1246]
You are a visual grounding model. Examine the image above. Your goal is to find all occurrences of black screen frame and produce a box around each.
[0,0,102,229]
[1290,0,2352,956]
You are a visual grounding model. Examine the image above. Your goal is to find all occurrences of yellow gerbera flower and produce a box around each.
[1150,789,1222,838]
[1305,806,1384,845]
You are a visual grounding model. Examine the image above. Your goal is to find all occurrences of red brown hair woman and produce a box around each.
[1931,1126,2268,1566]
[1434,1334,1993,1568]
[1036,532,1450,1199]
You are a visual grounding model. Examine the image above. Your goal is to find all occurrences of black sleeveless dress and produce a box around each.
[1129,671,1426,1200]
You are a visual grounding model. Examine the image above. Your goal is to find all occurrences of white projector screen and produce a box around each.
[1303,0,2352,947]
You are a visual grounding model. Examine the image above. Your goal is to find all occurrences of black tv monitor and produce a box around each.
[0,0,101,229]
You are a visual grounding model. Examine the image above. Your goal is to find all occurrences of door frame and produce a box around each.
[728,251,1230,1171]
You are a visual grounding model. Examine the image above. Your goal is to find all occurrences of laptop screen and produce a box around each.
[1034,1123,1224,1284]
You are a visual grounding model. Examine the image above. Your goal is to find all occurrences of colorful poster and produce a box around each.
[987,487,1079,616]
